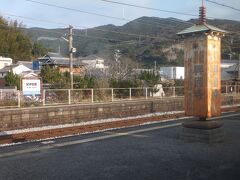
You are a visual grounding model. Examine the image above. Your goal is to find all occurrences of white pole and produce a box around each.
[111,88,114,102]
[68,89,71,105]
[145,88,148,99]
[129,88,132,100]
[91,89,94,103]
[69,25,74,90]
[18,90,21,108]
[43,89,45,106]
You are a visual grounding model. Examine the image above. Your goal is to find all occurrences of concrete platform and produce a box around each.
[0,112,240,180]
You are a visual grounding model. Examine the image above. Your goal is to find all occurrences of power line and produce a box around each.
[25,0,193,27]
[1,12,182,41]
[100,0,199,17]
[206,0,240,12]
[25,0,126,21]
[2,11,240,40]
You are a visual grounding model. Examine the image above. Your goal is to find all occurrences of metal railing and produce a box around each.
[0,85,239,109]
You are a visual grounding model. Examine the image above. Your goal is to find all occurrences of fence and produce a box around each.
[0,85,239,109]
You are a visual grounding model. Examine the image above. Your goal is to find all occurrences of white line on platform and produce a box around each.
[0,123,181,158]
[209,112,240,120]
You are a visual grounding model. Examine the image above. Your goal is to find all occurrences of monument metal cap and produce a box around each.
[176,23,227,36]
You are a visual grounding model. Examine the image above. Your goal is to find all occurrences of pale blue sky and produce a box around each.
[0,0,239,29]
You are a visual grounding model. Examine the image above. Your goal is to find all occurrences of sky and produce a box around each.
[0,0,239,29]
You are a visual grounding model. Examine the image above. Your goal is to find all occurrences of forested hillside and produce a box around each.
[1,15,239,66]
[24,16,240,67]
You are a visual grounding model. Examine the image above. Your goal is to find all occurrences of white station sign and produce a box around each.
[22,79,41,96]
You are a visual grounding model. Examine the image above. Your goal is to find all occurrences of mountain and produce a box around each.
[24,17,240,68]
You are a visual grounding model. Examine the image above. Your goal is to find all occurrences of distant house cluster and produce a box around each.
[0,53,108,87]
[0,53,239,88]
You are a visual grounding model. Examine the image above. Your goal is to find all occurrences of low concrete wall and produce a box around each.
[0,98,184,131]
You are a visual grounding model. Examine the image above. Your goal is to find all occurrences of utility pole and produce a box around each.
[154,60,157,75]
[69,25,74,90]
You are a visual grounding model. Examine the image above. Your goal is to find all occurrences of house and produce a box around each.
[17,61,34,70]
[0,56,12,70]
[0,63,32,78]
[79,55,107,70]
[221,59,239,82]
[160,67,184,80]
[37,52,85,76]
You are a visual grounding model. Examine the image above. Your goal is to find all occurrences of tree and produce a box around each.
[0,17,49,61]
[32,42,49,57]
[74,75,96,89]
[139,71,160,87]
[109,56,138,80]
[139,71,160,95]
[4,70,20,89]
[40,65,64,88]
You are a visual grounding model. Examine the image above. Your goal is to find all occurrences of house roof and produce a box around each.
[221,59,239,69]
[225,64,239,73]
[38,53,85,67]
[18,72,39,78]
[177,23,227,35]
[17,61,33,70]
[0,64,32,73]
[221,69,234,81]
[0,64,20,72]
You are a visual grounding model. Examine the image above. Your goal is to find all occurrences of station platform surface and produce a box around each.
[0,112,239,180]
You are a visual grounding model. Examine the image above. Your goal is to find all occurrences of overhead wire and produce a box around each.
[100,0,199,17]
[24,0,240,37]
[100,0,217,19]
[206,0,240,12]
[24,0,193,27]
[1,1,239,45]
[0,12,181,41]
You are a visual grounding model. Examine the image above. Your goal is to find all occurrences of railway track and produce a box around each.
[0,105,239,145]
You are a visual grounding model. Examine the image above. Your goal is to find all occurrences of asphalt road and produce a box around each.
[0,113,240,180]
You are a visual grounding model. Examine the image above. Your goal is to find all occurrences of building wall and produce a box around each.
[0,65,32,78]
[0,57,12,70]
[59,66,85,76]
[82,59,105,69]
[160,67,184,79]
